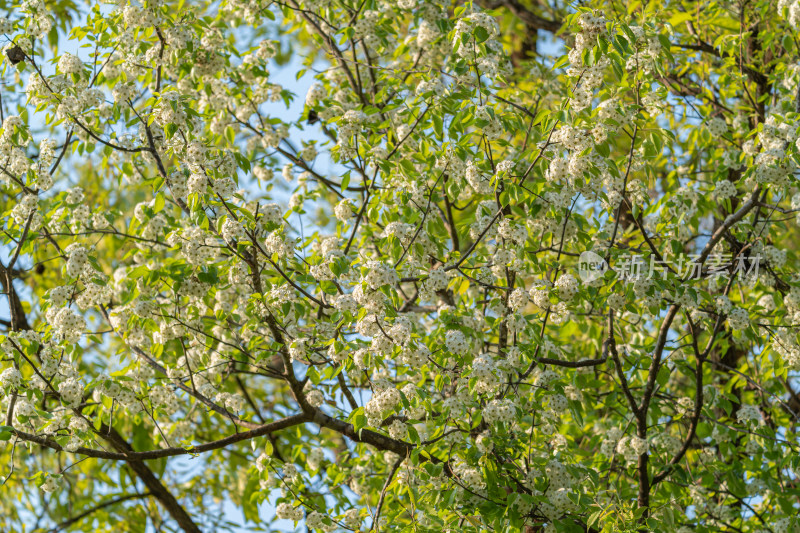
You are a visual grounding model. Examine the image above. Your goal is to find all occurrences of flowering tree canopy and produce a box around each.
[2,0,800,531]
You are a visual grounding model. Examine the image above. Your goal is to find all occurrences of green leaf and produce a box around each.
[154,193,165,213]
[657,365,670,387]
[242,475,259,522]
[668,12,693,27]
[432,113,443,139]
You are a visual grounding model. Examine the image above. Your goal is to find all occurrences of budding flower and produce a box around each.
[40,476,59,493]
[334,199,354,221]
[555,273,578,300]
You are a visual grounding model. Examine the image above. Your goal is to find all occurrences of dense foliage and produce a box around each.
[2,0,800,531]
